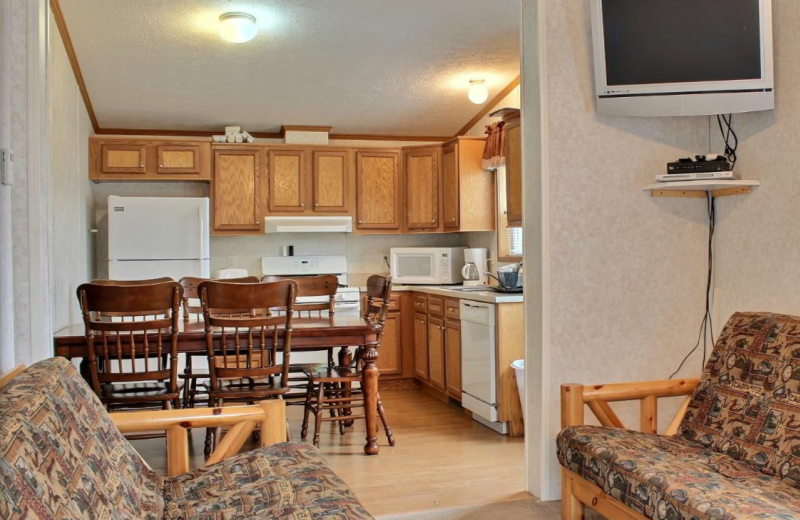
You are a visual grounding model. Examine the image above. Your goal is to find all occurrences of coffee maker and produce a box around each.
[462,248,489,286]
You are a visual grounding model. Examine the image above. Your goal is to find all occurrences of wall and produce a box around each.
[523,0,713,500]
[1,0,52,370]
[49,9,94,332]
[711,0,799,325]
[90,181,465,281]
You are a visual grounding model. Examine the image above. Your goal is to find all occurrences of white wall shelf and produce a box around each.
[642,179,760,199]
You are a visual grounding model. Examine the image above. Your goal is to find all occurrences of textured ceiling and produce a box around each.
[58,0,520,136]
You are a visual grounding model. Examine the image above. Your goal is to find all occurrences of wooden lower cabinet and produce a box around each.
[376,312,402,376]
[413,312,429,381]
[427,317,446,391]
[444,317,461,399]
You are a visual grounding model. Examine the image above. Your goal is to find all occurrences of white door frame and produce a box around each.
[27,0,53,363]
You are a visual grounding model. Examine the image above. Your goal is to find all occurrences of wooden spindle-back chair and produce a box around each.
[261,274,340,402]
[301,275,395,447]
[199,279,298,453]
[177,275,260,408]
[77,281,183,414]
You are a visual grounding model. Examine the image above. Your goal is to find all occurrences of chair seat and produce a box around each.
[101,381,182,400]
[179,371,209,380]
[290,363,329,373]
[558,425,800,520]
[305,366,362,383]
[162,442,373,520]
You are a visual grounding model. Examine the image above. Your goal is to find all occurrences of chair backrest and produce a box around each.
[199,279,297,394]
[364,275,393,339]
[179,276,259,322]
[91,277,174,286]
[678,311,800,488]
[261,274,338,317]
[77,281,183,396]
[0,358,164,519]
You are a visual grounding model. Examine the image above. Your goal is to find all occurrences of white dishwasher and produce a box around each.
[460,300,507,434]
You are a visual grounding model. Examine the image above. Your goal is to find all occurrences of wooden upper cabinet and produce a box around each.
[101,144,147,174]
[404,146,441,231]
[268,149,306,212]
[313,150,348,213]
[356,150,402,231]
[504,116,523,227]
[213,148,263,233]
[442,144,459,230]
[90,138,211,181]
[441,137,495,232]
[157,144,201,175]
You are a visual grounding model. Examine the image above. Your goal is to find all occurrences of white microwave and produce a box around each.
[389,247,466,285]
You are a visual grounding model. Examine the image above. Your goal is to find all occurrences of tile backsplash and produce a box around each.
[211,233,467,277]
[91,181,468,279]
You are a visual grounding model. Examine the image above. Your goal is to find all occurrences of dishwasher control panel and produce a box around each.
[460,300,495,326]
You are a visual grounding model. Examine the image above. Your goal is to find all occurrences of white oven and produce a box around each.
[389,247,466,285]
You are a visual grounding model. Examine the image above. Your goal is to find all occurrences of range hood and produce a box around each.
[264,216,353,234]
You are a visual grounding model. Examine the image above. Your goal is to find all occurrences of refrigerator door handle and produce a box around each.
[198,205,205,261]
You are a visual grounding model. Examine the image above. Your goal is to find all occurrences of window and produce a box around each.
[496,167,523,261]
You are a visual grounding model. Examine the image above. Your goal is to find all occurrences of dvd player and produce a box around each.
[656,171,740,182]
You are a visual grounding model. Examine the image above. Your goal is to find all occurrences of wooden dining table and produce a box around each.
[53,314,385,455]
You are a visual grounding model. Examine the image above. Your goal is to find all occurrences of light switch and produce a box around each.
[0,149,13,186]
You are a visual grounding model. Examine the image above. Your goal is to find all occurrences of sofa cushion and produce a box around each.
[0,357,164,520]
[162,442,373,520]
[558,425,800,520]
[678,312,800,488]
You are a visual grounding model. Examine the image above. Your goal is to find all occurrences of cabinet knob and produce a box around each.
[314,203,319,207]
[300,203,305,208]
[358,220,363,224]
[432,220,436,223]
[140,164,145,168]
[159,164,163,168]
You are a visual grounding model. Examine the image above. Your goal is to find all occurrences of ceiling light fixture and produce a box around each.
[219,12,258,43]
[468,79,489,104]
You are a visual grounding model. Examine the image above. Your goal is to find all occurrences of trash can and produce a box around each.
[511,359,525,421]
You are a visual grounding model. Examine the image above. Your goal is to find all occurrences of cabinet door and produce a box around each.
[413,312,429,381]
[505,121,522,227]
[442,143,460,230]
[356,151,401,230]
[213,149,262,232]
[377,312,402,376]
[313,150,349,212]
[445,319,461,399]
[101,144,146,174]
[157,145,201,175]
[428,317,446,391]
[268,149,306,212]
[405,147,441,231]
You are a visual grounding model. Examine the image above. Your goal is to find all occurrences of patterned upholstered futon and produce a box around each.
[558,312,800,520]
[0,357,373,520]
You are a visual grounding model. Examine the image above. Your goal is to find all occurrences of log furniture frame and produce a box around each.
[0,364,287,478]
[560,378,699,520]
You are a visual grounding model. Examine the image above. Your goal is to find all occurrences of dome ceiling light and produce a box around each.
[468,79,489,104]
[219,12,258,44]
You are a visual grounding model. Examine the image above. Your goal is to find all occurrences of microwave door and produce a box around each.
[396,254,436,284]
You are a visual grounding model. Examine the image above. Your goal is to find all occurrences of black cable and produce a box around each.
[670,193,716,379]
[716,114,739,169]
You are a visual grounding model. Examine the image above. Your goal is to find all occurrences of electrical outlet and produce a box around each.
[0,149,13,186]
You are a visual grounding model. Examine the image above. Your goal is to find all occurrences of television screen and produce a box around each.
[602,0,763,86]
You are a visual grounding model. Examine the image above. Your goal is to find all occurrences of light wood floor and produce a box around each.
[131,387,527,517]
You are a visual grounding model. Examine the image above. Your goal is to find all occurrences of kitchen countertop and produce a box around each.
[361,284,523,304]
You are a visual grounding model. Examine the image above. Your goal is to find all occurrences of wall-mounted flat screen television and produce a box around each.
[591,0,774,117]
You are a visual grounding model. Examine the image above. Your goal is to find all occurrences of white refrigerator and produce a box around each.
[108,196,210,280]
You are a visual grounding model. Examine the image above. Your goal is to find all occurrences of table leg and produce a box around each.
[361,344,380,455]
